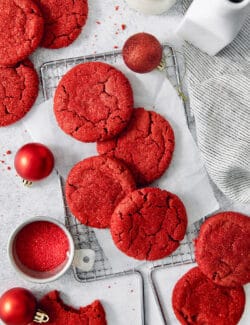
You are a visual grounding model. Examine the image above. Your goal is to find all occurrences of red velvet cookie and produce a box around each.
[0,60,39,126]
[195,211,250,287]
[0,0,43,66]
[35,291,107,325]
[66,156,136,228]
[35,0,88,48]
[172,267,245,325]
[110,188,187,260]
[122,33,163,73]
[97,107,175,186]
[54,62,134,142]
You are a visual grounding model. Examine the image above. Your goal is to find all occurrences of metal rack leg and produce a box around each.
[148,267,168,325]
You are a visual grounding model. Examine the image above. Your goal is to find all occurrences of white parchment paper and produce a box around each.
[24,65,218,272]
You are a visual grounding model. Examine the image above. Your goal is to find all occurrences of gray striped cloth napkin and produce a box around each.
[182,0,250,203]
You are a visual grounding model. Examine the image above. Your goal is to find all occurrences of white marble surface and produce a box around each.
[0,1,249,324]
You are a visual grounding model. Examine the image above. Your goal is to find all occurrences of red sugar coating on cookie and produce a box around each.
[97,107,175,186]
[0,60,39,127]
[110,188,187,260]
[35,291,107,325]
[0,0,44,66]
[54,62,134,142]
[15,221,69,272]
[172,267,245,325]
[66,156,136,228]
[195,211,250,287]
[122,33,163,73]
[35,0,88,49]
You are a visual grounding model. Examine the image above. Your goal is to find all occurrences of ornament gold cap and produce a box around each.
[33,309,49,323]
[22,179,33,186]
[157,57,166,71]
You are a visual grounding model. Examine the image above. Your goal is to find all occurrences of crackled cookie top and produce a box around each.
[36,291,107,325]
[54,62,134,142]
[0,0,43,66]
[35,0,88,48]
[65,156,136,228]
[110,188,187,260]
[0,60,39,126]
[195,212,250,287]
[172,267,245,325]
[97,107,175,186]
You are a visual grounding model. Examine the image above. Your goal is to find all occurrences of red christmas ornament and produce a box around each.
[14,143,54,184]
[122,32,163,73]
[0,288,49,325]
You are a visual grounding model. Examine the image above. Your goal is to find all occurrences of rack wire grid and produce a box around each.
[40,45,202,283]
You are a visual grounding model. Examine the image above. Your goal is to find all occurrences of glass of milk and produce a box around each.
[125,0,177,15]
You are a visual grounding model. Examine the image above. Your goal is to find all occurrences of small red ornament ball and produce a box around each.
[0,288,36,325]
[14,143,54,181]
[122,32,163,73]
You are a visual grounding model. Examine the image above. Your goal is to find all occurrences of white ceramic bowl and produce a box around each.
[8,217,74,283]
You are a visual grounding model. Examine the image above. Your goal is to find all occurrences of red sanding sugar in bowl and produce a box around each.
[15,221,69,272]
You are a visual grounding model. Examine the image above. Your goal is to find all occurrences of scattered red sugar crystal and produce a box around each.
[15,221,69,272]
[115,5,119,11]
[96,21,101,24]
[121,24,126,30]
[7,166,11,170]
[114,45,119,49]
[6,150,11,154]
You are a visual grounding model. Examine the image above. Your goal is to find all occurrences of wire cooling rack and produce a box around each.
[40,44,201,278]
[40,45,206,324]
